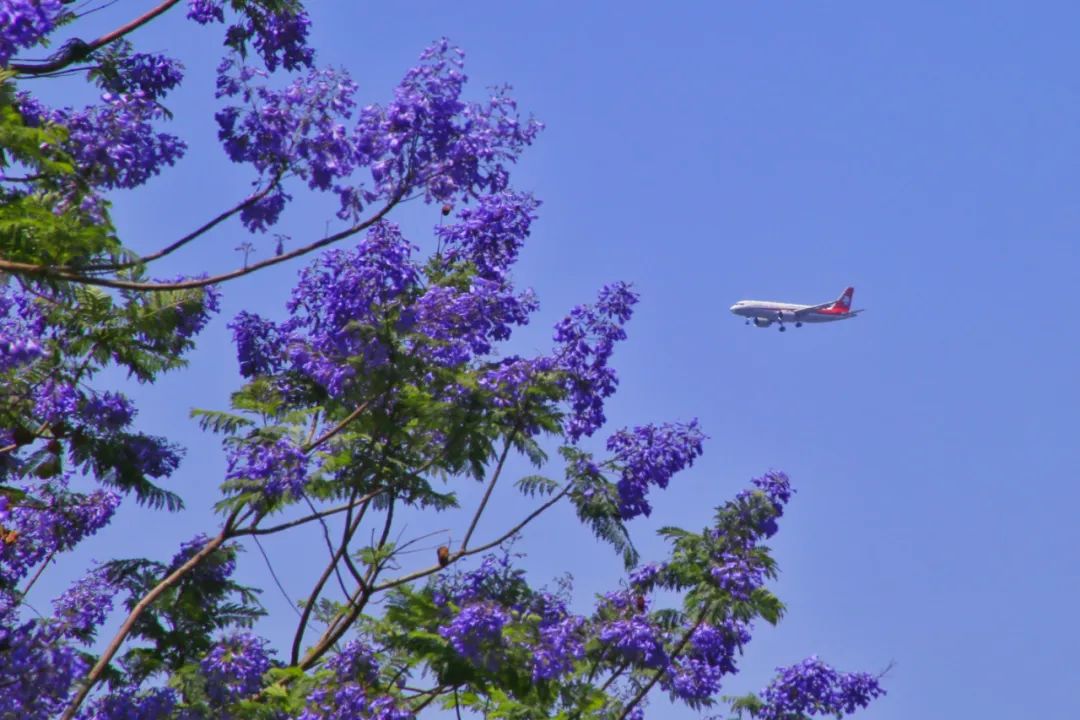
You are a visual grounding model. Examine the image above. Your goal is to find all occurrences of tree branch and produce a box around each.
[12,0,182,76]
[0,191,404,291]
[459,433,516,552]
[80,174,285,273]
[59,505,244,720]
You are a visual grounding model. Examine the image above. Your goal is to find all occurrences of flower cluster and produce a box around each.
[709,551,765,601]
[225,436,309,503]
[168,533,236,586]
[0,481,120,589]
[97,52,184,101]
[51,567,116,641]
[229,311,285,378]
[0,0,64,66]
[438,602,509,666]
[662,620,752,701]
[737,471,794,538]
[0,615,89,720]
[80,392,137,433]
[553,282,639,441]
[436,192,539,281]
[598,615,668,669]
[78,686,178,720]
[199,632,273,705]
[297,641,414,720]
[606,420,705,519]
[18,91,186,192]
[756,656,885,719]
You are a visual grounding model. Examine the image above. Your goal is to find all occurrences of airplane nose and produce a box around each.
[729,304,739,313]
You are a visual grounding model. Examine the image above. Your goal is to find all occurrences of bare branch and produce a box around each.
[0,192,404,291]
[12,0,182,76]
[460,433,516,552]
[252,535,302,618]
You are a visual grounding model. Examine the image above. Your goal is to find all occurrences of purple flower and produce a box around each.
[606,420,705,520]
[662,620,751,702]
[98,52,184,101]
[629,562,664,589]
[597,617,668,669]
[412,280,537,367]
[553,282,639,441]
[80,392,136,432]
[438,602,508,666]
[200,632,273,705]
[32,380,79,425]
[756,656,885,719]
[123,434,183,478]
[187,0,224,24]
[225,436,308,502]
[709,551,764,601]
[78,686,178,720]
[229,311,284,377]
[168,533,235,585]
[0,0,64,66]
[0,479,119,601]
[282,223,417,395]
[435,192,539,281]
[325,640,379,684]
[530,614,585,681]
[51,567,115,640]
[18,90,186,191]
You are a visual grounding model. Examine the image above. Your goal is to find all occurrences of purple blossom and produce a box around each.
[168,533,235,585]
[80,392,136,432]
[225,436,309,502]
[709,551,764,601]
[412,280,537,367]
[216,63,357,226]
[597,617,668,669]
[298,687,414,720]
[0,616,88,720]
[200,632,273,705]
[78,687,178,720]
[661,621,751,702]
[18,91,186,191]
[435,192,539,281]
[229,311,284,377]
[553,282,639,441]
[0,335,44,372]
[51,567,115,640]
[187,0,224,24]
[1,480,119,599]
[123,434,183,478]
[325,640,379,684]
[282,223,418,395]
[737,471,794,538]
[530,614,585,681]
[228,7,315,72]
[606,420,706,520]
[98,52,184,101]
[438,602,509,666]
[478,355,555,410]
[756,656,885,719]
[629,562,664,589]
[0,0,64,67]
[32,380,79,425]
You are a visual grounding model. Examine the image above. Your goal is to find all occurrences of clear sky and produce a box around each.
[27,2,1080,718]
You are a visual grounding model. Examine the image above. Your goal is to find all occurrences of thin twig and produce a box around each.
[0,192,404,291]
[252,535,302,618]
[460,433,516,552]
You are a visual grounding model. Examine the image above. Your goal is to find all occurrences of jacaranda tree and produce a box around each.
[0,3,887,719]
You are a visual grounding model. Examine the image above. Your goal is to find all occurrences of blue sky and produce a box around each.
[27,2,1080,717]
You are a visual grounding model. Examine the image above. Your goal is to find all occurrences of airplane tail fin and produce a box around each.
[831,286,854,312]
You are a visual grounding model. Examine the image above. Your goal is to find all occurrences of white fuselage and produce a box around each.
[729,301,850,324]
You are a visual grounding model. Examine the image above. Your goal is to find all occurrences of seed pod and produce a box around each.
[441,204,453,216]
[437,545,450,567]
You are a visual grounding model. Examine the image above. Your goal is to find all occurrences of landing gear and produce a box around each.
[779,325,786,332]
[795,321,803,328]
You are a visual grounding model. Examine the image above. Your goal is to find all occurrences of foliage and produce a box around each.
[0,3,886,719]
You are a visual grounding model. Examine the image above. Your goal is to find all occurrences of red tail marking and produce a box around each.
[819,287,854,315]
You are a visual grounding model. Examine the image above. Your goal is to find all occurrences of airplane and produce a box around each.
[730,286,862,332]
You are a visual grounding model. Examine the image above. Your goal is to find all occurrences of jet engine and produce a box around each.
[752,317,773,328]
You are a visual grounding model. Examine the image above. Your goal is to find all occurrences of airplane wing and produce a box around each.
[793,301,837,318]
